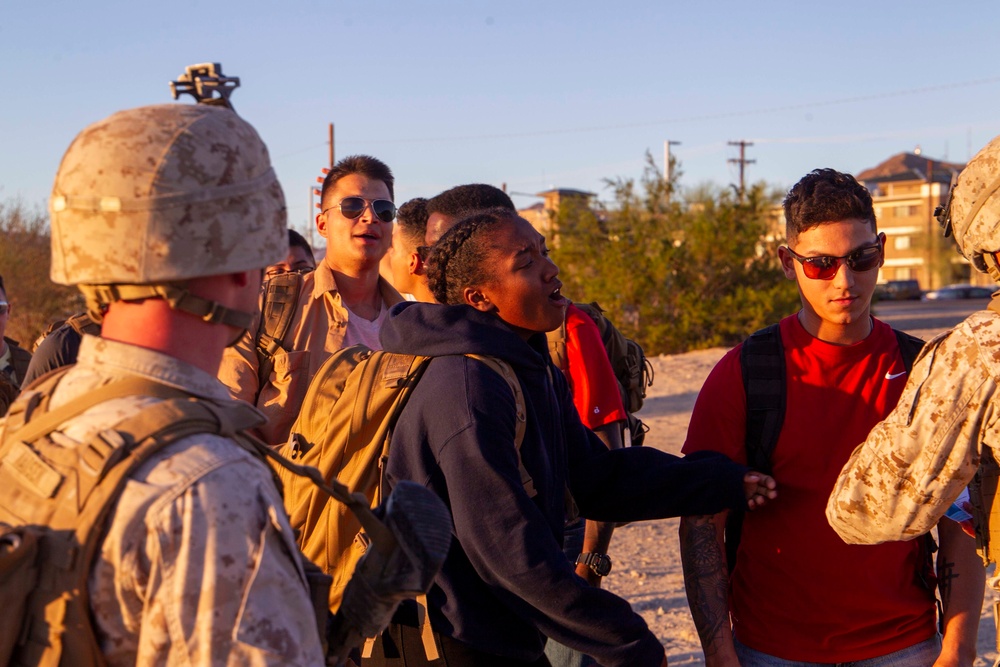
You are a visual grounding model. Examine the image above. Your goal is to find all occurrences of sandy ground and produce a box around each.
[601,337,999,665]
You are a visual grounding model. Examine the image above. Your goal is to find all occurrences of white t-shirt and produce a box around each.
[342,303,388,350]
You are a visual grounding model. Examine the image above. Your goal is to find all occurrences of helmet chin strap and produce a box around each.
[79,283,255,332]
[983,252,1000,283]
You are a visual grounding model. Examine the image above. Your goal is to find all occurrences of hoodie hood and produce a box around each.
[380,301,549,369]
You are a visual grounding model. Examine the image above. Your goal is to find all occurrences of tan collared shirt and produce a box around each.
[218,263,403,447]
[36,335,325,666]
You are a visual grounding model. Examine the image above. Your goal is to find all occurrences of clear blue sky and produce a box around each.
[3,0,999,236]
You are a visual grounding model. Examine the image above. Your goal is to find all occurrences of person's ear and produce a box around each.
[777,246,798,281]
[316,211,328,239]
[463,286,494,313]
[877,232,886,268]
[408,251,425,277]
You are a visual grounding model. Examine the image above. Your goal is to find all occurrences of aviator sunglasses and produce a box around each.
[784,238,883,280]
[323,197,396,223]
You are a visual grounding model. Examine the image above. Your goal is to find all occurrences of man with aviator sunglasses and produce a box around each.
[219,154,404,447]
[680,168,982,666]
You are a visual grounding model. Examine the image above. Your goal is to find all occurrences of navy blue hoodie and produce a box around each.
[381,302,748,666]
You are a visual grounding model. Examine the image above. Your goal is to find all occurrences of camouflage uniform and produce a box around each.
[218,267,402,447]
[16,102,328,665]
[37,335,325,666]
[826,303,1000,543]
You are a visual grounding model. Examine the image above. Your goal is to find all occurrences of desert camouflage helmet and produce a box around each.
[50,103,286,285]
[939,134,1000,280]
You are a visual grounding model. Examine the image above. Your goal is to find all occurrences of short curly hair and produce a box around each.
[783,168,876,242]
[396,197,429,251]
[426,207,520,305]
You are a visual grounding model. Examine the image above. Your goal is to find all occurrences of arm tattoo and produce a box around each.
[938,556,958,608]
[681,516,731,655]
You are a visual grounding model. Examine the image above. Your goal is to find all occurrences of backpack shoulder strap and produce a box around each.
[892,328,926,375]
[740,323,785,475]
[11,376,195,446]
[727,324,785,575]
[66,312,100,337]
[255,272,304,397]
[546,316,569,372]
[466,355,533,498]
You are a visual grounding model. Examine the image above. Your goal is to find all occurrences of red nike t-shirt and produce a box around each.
[682,315,935,662]
[563,305,626,430]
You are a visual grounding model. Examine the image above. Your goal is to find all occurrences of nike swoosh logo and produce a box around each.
[885,371,907,380]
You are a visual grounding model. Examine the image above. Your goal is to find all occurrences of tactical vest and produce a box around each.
[0,371,333,666]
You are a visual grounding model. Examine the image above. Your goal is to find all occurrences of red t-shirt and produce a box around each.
[563,305,627,430]
[682,315,936,662]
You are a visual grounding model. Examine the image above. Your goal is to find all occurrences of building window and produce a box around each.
[894,236,911,250]
[896,267,912,279]
[894,205,920,218]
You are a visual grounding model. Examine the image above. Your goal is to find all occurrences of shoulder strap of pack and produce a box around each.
[892,328,926,375]
[466,354,533,498]
[740,323,785,475]
[255,272,304,397]
[11,376,195,447]
[66,312,100,337]
[545,317,569,373]
[726,324,785,575]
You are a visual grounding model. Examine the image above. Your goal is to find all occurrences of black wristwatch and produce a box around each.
[575,552,612,577]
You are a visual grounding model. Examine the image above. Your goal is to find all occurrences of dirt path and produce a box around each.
[602,344,999,665]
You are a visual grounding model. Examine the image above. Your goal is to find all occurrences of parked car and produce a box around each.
[922,284,996,301]
[874,279,922,301]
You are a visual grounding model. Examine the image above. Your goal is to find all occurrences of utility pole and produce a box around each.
[328,122,335,168]
[664,140,681,184]
[728,140,756,201]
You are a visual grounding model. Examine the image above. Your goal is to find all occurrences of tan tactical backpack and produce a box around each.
[277,345,530,614]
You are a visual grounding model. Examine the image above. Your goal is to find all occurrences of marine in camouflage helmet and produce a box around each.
[49,103,287,328]
[938,133,1000,280]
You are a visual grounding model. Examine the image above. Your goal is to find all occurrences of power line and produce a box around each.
[269,76,1000,158]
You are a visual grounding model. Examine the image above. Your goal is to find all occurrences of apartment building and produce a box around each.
[857,152,969,290]
[518,188,596,239]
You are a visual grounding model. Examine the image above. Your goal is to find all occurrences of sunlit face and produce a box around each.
[467,216,568,339]
[264,246,315,281]
[317,173,393,272]
[779,218,884,343]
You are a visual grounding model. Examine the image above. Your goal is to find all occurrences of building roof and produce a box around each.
[857,152,964,185]
[535,188,596,198]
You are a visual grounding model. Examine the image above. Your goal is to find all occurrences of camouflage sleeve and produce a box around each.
[217,326,261,405]
[93,443,325,666]
[827,325,1000,544]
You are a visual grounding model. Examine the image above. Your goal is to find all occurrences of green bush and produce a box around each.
[551,156,799,355]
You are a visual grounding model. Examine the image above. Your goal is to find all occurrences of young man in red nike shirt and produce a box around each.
[679,168,983,666]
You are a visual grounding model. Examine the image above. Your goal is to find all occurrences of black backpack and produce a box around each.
[728,324,936,595]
